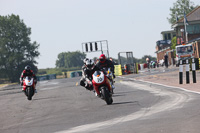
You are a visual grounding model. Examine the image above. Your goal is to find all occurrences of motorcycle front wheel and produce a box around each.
[26,87,34,100]
[101,87,113,105]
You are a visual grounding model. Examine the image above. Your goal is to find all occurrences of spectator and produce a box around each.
[164,53,168,68]
[146,57,150,69]
[109,57,118,65]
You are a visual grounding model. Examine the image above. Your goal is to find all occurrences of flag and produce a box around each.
[184,12,188,25]
[176,13,179,22]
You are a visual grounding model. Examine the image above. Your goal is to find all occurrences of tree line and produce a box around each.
[0,14,40,82]
[55,51,156,68]
[1,0,198,83]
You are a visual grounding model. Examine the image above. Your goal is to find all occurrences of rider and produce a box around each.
[96,54,115,89]
[20,65,37,93]
[80,58,100,91]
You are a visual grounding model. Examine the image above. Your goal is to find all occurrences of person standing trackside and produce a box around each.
[164,53,168,68]
[109,57,118,65]
[146,57,150,69]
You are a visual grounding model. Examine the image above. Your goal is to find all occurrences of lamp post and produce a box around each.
[180,29,184,44]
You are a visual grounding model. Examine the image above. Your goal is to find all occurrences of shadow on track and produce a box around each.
[33,96,58,101]
[114,90,138,95]
[112,94,125,97]
[112,101,138,105]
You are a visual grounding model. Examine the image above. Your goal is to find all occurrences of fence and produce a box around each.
[37,74,56,81]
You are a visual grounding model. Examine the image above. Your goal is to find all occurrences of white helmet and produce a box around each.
[83,58,89,65]
[85,59,94,69]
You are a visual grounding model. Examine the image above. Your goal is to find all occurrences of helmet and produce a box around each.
[99,54,106,63]
[25,65,31,71]
[85,59,94,70]
[83,58,89,65]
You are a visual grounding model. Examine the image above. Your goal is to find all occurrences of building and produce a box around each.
[156,30,176,65]
[156,6,200,66]
[172,6,200,59]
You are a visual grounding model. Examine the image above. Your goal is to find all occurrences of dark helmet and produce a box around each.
[25,65,31,71]
[85,59,94,70]
[99,54,106,63]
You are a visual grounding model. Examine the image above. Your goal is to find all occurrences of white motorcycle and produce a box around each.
[22,76,35,100]
[92,69,113,105]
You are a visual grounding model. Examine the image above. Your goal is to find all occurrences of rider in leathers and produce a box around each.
[80,59,100,90]
[20,65,37,92]
[96,54,115,77]
[96,54,115,89]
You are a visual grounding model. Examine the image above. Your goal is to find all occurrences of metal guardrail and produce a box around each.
[37,74,56,81]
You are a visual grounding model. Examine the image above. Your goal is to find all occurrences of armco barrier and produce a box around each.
[37,74,56,81]
[47,74,56,80]
[37,75,48,81]
[70,71,82,78]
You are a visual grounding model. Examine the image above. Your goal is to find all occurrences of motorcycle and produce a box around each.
[22,76,35,100]
[92,70,113,105]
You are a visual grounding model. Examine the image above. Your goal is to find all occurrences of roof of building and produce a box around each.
[178,6,200,23]
[188,37,200,43]
[161,30,176,34]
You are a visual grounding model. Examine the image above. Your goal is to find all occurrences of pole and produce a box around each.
[184,19,188,43]
[192,58,196,83]
[106,40,109,58]
[186,59,190,84]
[100,41,103,54]
[179,60,183,84]
[184,1,188,43]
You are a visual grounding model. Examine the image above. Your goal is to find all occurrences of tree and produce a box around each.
[171,36,177,56]
[171,37,177,50]
[0,14,40,82]
[56,51,86,68]
[138,55,157,64]
[167,0,197,24]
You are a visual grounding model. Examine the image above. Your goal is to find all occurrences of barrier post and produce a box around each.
[136,63,138,74]
[192,58,196,83]
[179,60,183,84]
[186,59,190,84]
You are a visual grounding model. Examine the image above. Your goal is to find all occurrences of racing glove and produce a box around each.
[21,81,23,86]
[113,73,116,79]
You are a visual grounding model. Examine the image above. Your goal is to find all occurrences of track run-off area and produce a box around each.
[1,70,200,133]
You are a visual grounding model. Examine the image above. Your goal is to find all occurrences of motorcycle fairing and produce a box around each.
[93,71,104,84]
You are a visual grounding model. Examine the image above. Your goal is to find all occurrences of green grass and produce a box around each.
[37,67,82,76]
[0,82,18,88]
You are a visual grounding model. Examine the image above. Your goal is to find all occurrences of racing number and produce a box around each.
[97,77,103,82]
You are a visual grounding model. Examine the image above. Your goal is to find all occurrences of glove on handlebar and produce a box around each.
[113,74,116,79]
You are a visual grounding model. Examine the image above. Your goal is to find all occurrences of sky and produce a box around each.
[0,0,200,69]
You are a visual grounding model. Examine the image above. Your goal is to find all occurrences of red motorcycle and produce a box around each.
[22,76,36,100]
[92,70,113,105]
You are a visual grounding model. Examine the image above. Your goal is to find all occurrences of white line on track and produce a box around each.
[129,78,200,95]
[55,79,189,133]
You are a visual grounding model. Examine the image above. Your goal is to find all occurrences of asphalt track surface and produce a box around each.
[1,70,200,133]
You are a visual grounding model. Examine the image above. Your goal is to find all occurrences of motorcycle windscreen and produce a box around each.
[93,71,104,84]
[25,76,33,86]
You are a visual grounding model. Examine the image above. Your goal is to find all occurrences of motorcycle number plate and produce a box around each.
[97,77,103,82]
[94,76,104,83]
